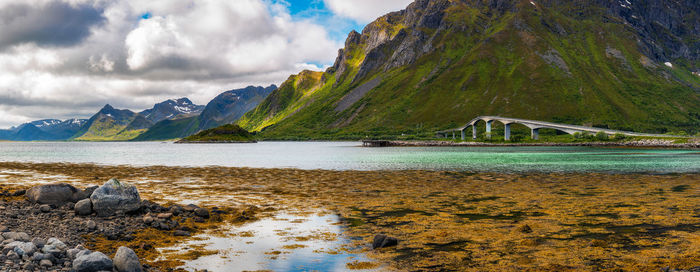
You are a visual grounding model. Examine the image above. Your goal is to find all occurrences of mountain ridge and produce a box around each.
[238,0,700,139]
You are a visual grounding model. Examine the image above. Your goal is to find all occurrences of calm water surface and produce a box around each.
[0,141,698,173]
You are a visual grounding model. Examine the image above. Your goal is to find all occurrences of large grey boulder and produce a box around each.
[9,241,37,257]
[114,246,142,272]
[90,179,141,217]
[26,183,81,205]
[73,251,113,272]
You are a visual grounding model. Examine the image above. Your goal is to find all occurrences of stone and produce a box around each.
[75,199,92,216]
[86,220,97,230]
[183,204,199,212]
[2,232,30,241]
[39,204,51,213]
[142,216,154,224]
[42,244,61,255]
[113,246,142,272]
[6,250,19,260]
[0,225,7,232]
[40,259,52,267]
[372,234,398,249]
[518,224,533,233]
[90,179,141,217]
[26,183,81,205]
[47,238,67,250]
[194,208,210,219]
[74,186,99,201]
[74,249,92,259]
[73,251,113,272]
[31,237,46,248]
[31,252,51,261]
[12,241,37,256]
[67,248,81,260]
[169,205,183,216]
[173,230,190,237]
[156,213,172,219]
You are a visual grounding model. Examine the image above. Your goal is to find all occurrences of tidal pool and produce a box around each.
[161,213,377,272]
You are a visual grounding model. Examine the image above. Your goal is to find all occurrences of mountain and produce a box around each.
[72,104,143,141]
[238,0,700,139]
[197,85,277,130]
[139,98,204,124]
[134,85,276,141]
[0,119,87,141]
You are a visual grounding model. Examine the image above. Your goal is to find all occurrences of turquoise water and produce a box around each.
[0,141,698,173]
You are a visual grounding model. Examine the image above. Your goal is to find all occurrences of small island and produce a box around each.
[175,124,256,143]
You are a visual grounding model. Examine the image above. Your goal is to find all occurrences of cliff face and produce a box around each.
[240,0,700,139]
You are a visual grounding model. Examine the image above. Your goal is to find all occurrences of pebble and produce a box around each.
[157,213,172,219]
[86,220,97,230]
[40,204,51,213]
[143,216,154,224]
[40,259,53,267]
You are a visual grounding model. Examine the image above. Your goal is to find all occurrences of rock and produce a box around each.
[372,234,398,249]
[40,259,52,267]
[518,224,533,233]
[41,244,61,255]
[6,250,19,260]
[12,241,37,257]
[86,220,97,230]
[31,237,46,248]
[47,238,67,250]
[183,204,199,212]
[73,251,113,272]
[169,205,183,216]
[74,199,93,216]
[90,178,141,217]
[142,216,154,224]
[39,204,51,213]
[74,186,99,201]
[26,183,81,205]
[194,208,210,219]
[67,248,81,260]
[2,232,30,241]
[173,230,190,237]
[113,246,142,272]
[31,252,51,261]
[157,213,172,219]
[0,225,8,232]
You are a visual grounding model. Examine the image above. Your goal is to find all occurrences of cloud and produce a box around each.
[323,0,413,23]
[0,0,404,129]
[0,1,106,50]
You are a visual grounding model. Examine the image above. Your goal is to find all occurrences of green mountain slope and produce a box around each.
[132,116,200,141]
[238,0,700,139]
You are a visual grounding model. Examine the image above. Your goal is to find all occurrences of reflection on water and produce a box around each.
[162,213,376,272]
[0,141,698,173]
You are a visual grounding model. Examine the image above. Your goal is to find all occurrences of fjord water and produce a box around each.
[0,141,698,173]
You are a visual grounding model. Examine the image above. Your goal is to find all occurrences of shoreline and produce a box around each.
[362,139,700,148]
[1,162,699,271]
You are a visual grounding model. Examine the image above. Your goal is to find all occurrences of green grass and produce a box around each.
[179,124,255,142]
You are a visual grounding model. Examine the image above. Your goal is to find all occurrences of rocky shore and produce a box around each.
[365,139,700,148]
[0,178,220,271]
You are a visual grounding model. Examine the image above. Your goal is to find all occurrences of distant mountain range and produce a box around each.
[0,85,276,141]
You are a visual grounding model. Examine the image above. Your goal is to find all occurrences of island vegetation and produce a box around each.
[176,124,256,143]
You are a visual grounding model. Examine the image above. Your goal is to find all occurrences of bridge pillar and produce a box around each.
[472,125,477,140]
[460,129,465,141]
[531,128,539,140]
[452,132,455,140]
[504,123,511,141]
[486,121,493,139]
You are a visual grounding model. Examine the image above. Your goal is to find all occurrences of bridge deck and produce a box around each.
[437,116,685,139]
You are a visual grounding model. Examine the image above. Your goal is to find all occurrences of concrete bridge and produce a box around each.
[437,116,677,141]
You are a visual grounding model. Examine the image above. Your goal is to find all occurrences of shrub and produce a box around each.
[595,131,609,141]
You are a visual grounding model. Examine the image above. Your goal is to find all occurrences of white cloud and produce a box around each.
[0,0,345,128]
[324,0,412,23]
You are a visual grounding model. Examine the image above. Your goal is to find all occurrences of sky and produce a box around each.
[0,0,413,129]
